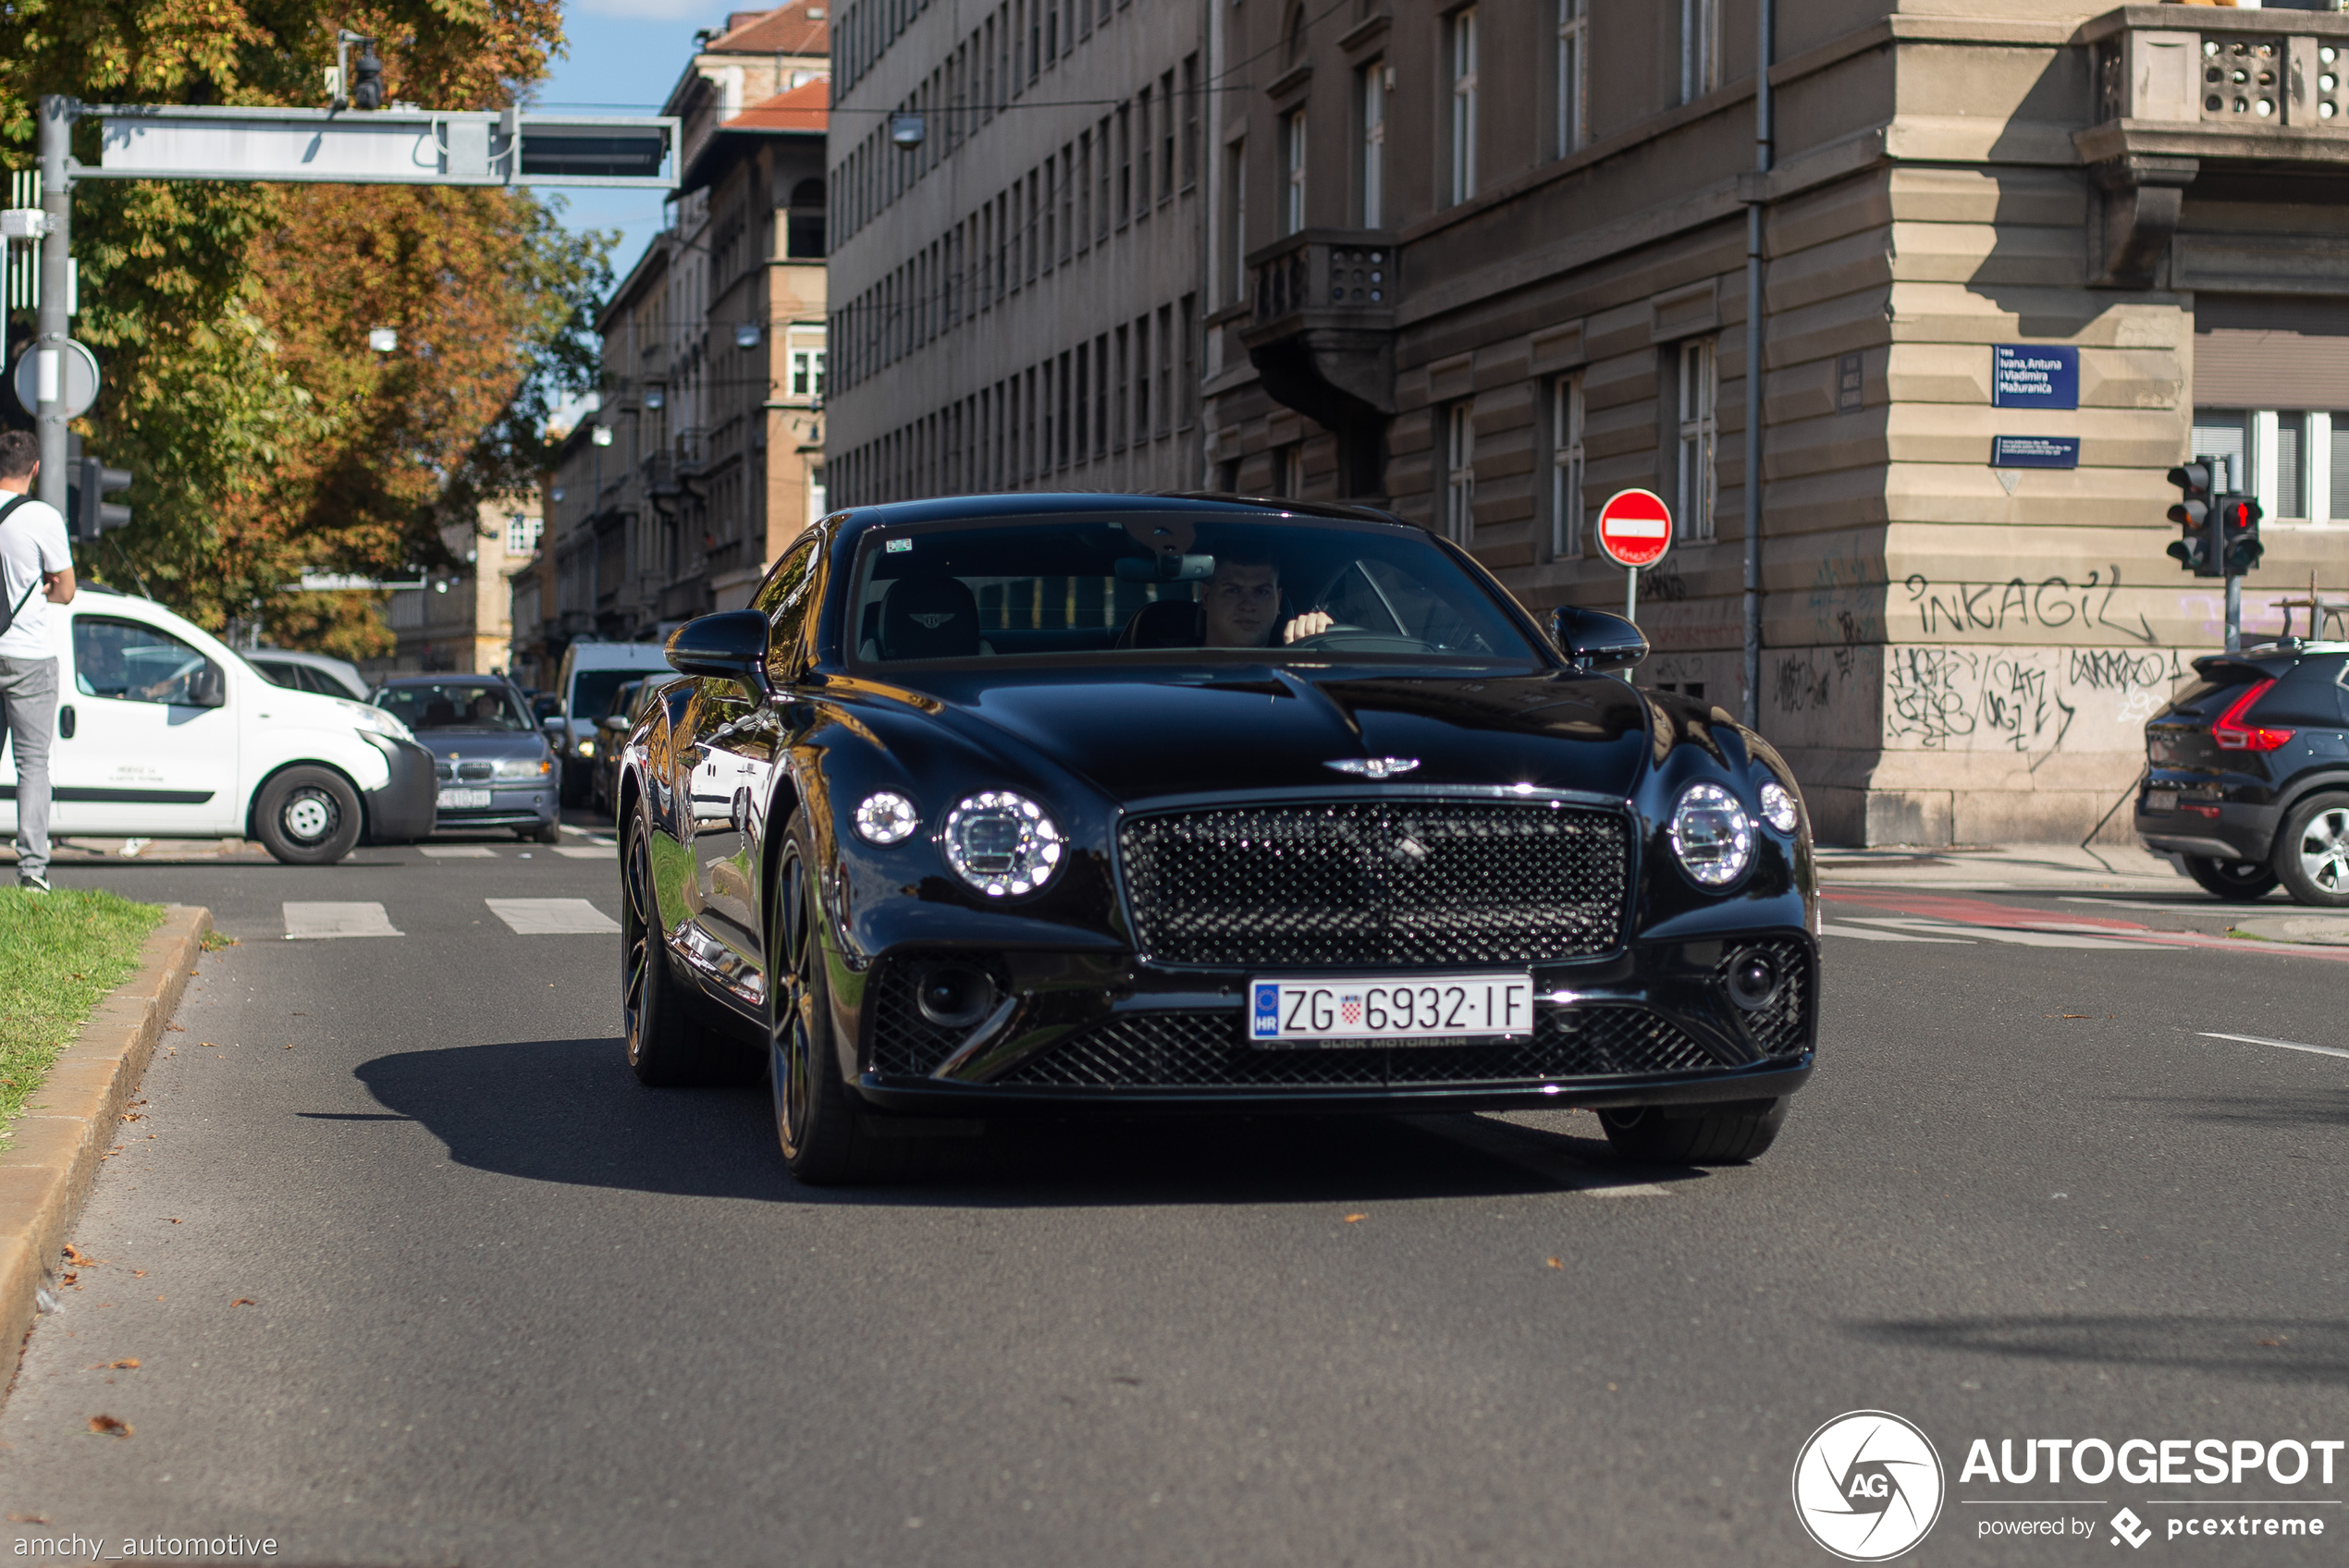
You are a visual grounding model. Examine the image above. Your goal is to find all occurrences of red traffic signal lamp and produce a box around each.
[2218,492,2263,575]
[2165,460,2220,578]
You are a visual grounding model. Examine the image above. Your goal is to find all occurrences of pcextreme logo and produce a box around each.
[1792,1410,1948,1562]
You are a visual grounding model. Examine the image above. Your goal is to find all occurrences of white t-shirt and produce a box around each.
[0,493,72,660]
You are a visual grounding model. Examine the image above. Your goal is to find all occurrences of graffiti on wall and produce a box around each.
[1883,645,2186,754]
[1900,568,2158,645]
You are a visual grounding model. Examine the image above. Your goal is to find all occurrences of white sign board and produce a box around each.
[87,106,678,190]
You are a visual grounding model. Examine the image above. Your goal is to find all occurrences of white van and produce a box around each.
[549,639,674,807]
[0,586,437,864]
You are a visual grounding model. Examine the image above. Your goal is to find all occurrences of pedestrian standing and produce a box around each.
[0,429,78,893]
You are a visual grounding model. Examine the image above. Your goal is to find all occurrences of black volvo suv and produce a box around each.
[2136,642,2349,905]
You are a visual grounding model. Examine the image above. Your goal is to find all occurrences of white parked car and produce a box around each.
[0,585,437,864]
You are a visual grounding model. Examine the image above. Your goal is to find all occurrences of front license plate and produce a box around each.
[1248,974,1535,1047]
[437,787,492,809]
[2146,789,2179,813]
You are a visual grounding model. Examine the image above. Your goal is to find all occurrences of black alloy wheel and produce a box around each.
[621,810,716,1084]
[1597,1098,1788,1165]
[768,826,901,1184]
[2183,855,2281,901]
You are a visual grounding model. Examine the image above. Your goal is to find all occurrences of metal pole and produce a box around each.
[1740,0,1776,728]
[36,95,73,515]
[2224,574,2242,655]
[1626,566,1639,626]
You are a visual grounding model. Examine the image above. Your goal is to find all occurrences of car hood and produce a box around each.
[868,664,1654,803]
[411,731,549,762]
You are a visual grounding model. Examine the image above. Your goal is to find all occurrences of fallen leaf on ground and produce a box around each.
[166,1023,185,1032]
[166,1219,180,1224]
[6,1511,50,1524]
[230,1298,255,1307]
[1546,1257,1563,1269]
[2256,1336,2288,1347]
[131,1270,145,1279]
[197,1042,218,1048]
[1342,1213,1367,1223]
[111,1358,139,1369]
[58,1273,77,1288]
[61,1244,90,1265]
[87,1415,130,1438]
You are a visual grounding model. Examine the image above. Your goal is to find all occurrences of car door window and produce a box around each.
[75,618,215,705]
[755,540,822,685]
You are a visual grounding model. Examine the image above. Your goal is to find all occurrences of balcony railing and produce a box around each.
[1248,229,1398,331]
[2085,6,2349,141]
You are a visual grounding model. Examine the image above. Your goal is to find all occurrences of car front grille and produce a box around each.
[1720,939,1813,1059]
[433,761,496,782]
[992,1004,1732,1091]
[866,957,968,1077]
[1117,799,1630,968]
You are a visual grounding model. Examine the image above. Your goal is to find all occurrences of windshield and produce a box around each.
[569,668,651,721]
[846,515,1540,668]
[375,681,532,732]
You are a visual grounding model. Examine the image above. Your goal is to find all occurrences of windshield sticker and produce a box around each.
[886,538,913,553]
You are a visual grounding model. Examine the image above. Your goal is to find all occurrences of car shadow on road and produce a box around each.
[353,1036,1706,1208]
[1848,1314,2349,1386]
[2116,1086,2349,1132]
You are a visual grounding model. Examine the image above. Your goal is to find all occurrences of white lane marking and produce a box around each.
[1584,1183,1673,1198]
[1820,921,1974,944]
[485,898,621,935]
[420,846,497,859]
[284,901,402,939]
[552,846,613,860]
[1838,916,2144,949]
[2200,1031,2349,1060]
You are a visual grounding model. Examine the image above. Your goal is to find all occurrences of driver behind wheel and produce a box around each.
[1200,554,1334,648]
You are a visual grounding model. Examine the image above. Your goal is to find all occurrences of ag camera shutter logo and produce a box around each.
[1792,1410,1946,1561]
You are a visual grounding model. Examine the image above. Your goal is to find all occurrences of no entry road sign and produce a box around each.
[1594,488,1673,570]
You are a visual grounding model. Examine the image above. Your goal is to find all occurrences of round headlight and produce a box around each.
[1669,783,1753,888]
[941,791,1064,897]
[1758,779,1801,835]
[855,790,921,845]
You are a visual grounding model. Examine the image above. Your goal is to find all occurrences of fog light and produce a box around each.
[1759,779,1800,834]
[855,790,920,845]
[1724,949,1783,1011]
[912,962,997,1029]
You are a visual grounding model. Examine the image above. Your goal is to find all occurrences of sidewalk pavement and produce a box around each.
[1815,842,2189,894]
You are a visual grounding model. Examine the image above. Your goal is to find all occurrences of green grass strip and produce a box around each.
[0,888,166,1142]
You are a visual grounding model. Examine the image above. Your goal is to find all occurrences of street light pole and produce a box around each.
[37,94,74,515]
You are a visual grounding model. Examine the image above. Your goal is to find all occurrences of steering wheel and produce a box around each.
[1283,623,1381,650]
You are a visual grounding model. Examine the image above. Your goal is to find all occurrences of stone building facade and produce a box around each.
[1202,0,2349,844]
[824,0,1211,503]
[375,496,540,677]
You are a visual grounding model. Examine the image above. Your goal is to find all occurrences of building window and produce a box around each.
[2195,405,2349,523]
[1283,107,1309,235]
[1556,0,1587,157]
[1449,7,1479,204]
[1445,403,1476,544]
[507,512,541,557]
[1225,139,1248,300]
[1157,303,1174,436]
[1136,85,1154,213]
[1359,61,1385,228]
[1276,443,1305,498]
[790,347,828,399]
[1680,0,1719,104]
[1182,53,1201,188]
[1118,102,1133,223]
[1160,68,1178,201]
[1677,337,1718,542]
[1135,312,1152,442]
[1550,375,1584,558]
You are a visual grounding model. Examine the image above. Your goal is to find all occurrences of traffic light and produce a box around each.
[2165,459,2220,578]
[70,457,131,543]
[2218,492,2263,575]
[350,40,385,110]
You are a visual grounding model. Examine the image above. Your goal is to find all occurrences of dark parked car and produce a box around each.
[372,676,561,843]
[2137,639,2349,905]
[611,495,1818,1184]
[590,677,677,818]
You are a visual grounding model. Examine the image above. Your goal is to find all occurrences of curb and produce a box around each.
[0,903,211,1359]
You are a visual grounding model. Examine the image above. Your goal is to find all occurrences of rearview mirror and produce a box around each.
[1546,606,1648,673]
[666,610,770,690]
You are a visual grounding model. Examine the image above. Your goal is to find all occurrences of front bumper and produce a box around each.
[845,934,1818,1116]
[433,780,557,831]
[361,740,439,843]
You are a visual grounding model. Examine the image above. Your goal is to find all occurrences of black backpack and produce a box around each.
[0,494,43,639]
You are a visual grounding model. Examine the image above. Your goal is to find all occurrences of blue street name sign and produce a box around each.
[1991,435,2080,469]
[1991,344,2078,410]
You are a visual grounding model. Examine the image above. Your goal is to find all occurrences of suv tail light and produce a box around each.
[2212,679,2294,752]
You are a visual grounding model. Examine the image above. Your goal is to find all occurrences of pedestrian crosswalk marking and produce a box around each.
[284,901,402,939]
[1838,916,2141,949]
[485,898,620,935]
[420,846,497,859]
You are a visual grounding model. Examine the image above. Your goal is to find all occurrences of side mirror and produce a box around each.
[602,713,631,733]
[666,610,771,691]
[1546,606,1648,673]
[189,663,228,708]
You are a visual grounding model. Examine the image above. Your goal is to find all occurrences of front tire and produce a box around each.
[1598,1098,1788,1164]
[2274,791,2349,909]
[621,810,722,1085]
[253,766,363,865]
[769,827,903,1185]
[2183,854,2279,901]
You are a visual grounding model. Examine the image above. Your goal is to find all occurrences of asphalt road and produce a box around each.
[3,838,2347,1566]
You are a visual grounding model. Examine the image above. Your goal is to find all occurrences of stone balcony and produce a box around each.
[1237,229,1399,496]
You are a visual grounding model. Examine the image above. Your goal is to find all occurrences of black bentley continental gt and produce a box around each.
[612,495,1818,1183]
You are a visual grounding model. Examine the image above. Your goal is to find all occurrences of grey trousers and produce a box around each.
[0,655,57,879]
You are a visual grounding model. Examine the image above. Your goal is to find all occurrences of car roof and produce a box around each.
[831,491,1410,533]
[376,674,514,687]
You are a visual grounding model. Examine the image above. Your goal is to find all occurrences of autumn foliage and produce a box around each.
[0,0,609,655]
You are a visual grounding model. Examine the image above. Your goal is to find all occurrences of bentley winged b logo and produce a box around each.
[1323,757,1420,778]
[909,612,955,629]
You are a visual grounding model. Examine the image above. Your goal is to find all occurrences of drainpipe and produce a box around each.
[1740,0,1775,728]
